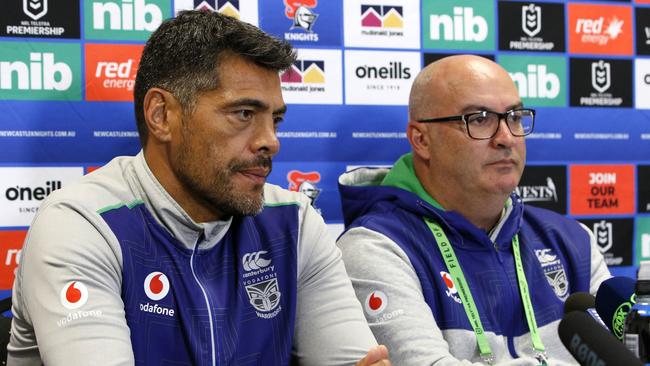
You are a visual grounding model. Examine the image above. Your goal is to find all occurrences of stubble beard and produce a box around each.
[174,143,272,219]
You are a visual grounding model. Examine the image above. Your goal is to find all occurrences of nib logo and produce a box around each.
[591,60,611,93]
[143,271,170,301]
[0,42,81,100]
[1,53,71,91]
[364,290,387,316]
[60,281,89,309]
[23,0,48,20]
[522,4,541,37]
[509,64,560,99]
[85,0,169,41]
[430,7,487,42]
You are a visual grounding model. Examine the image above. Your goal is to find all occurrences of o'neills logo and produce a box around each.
[355,62,410,80]
[516,177,557,202]
[5,180,61,202]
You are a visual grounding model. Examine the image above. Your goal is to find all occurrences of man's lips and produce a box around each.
[237,168,270,184]
[488,159,517,167]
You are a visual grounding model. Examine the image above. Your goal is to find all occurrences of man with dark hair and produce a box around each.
[8,11,389,366]
[337,55,610,365]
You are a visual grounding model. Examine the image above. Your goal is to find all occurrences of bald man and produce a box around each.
[336,55,610,365]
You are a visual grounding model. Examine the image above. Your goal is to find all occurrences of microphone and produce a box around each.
[558,311,643,366]
[564,292,595,314]
[564,292,607,329]
[595,276,636,341]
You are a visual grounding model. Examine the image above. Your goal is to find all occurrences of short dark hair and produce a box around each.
[134,10,296,146]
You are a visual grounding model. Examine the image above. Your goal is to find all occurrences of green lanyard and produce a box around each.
[424,218,547,365]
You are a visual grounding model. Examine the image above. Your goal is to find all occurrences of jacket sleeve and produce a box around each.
[291,203,378,366]
[577,223,612,295]
[7,199,134,366]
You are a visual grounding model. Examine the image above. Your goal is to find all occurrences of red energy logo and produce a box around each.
[85,44,143,101]
[568,4,633,55]
[0,230,26,290]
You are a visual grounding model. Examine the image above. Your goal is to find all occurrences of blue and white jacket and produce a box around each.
[8,152,377,366]
[337,153,610,366]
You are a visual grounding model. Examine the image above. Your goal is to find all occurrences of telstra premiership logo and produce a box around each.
[521,3,541,37]
[591,60,611,93]
[23,0,48,20]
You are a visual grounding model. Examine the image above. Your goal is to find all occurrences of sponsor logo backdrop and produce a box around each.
[1,0,649,291]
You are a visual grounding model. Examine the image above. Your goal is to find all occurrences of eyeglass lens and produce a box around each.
[465,110,534,139]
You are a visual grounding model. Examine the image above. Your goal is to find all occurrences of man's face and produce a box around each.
[170,54,285,218]
[425,65,526,199]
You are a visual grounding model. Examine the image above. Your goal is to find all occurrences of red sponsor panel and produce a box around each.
[570,165,634,215]
[85,44,144,101]
[0,230,27,290]
[568,4,633,55]
[637,0,650,4]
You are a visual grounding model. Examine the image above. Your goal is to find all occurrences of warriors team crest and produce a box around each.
[242,251,282,319]
[535,248,568,300]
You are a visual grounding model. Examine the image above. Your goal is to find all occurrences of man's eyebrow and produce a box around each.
[225,98,269,110]
[224,99,286,115]
[274,105,287,115]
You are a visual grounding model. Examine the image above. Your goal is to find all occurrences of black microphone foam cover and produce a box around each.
[558,311,642,366]
[564,292,596,314]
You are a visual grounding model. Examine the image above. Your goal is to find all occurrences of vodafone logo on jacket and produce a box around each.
[364,290,387,316]
[144,271,170,301]
[60,281,89,309]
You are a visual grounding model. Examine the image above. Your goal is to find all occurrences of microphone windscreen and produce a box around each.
[558,311,642,366]
[564,292,596,314]
[595,276,636,341]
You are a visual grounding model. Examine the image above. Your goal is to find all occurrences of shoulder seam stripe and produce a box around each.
[97,199,145,214]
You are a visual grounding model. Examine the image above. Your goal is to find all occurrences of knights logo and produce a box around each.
[23,0,48,21]
[287,170,321,208]
[522,4,541,38]
[440,271,462,304]
[285,0,318,32]
[591,60,611,93]
[245,278,281,313]
[593,220,613,252]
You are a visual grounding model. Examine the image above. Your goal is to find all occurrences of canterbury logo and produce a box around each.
[242,251,272,271]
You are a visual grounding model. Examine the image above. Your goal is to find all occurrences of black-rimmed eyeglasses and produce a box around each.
[416,108,536,140]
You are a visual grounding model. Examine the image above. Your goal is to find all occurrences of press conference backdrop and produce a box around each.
[1,0,650,301]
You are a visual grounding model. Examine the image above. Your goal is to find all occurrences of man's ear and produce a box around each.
[142,88,180,143]
[407,121,431,161]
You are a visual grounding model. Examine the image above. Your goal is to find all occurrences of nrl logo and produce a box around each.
[591,60,611,93]
[522,4,541,37]
[23,0,47,20]
[593,220,613,252]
